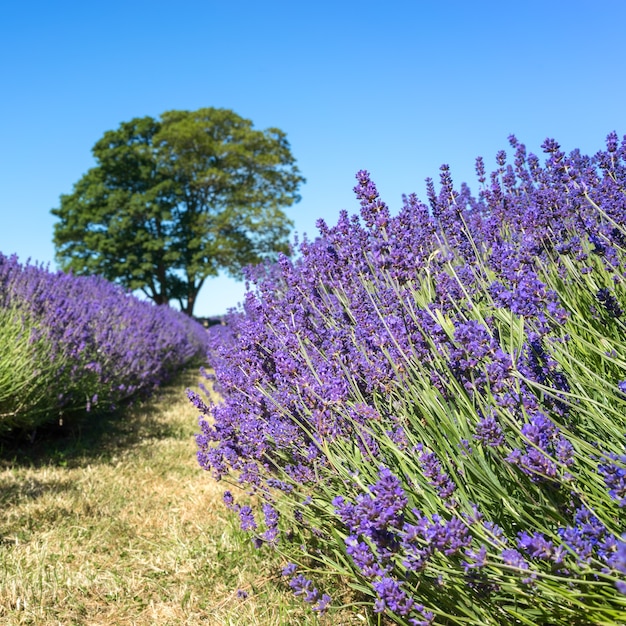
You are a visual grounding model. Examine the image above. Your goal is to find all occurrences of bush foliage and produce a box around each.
[0,255,209,434]
[192,134,626,624]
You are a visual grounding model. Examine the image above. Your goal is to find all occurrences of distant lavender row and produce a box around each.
[0,254,209,432]
[193,133,626,624]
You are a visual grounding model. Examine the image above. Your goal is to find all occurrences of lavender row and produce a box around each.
[0,254,209,433]
[193,133,626,624]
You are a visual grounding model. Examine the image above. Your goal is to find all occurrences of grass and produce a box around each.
[0,368,366,626]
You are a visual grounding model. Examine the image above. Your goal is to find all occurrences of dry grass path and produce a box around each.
[0,368,355,625]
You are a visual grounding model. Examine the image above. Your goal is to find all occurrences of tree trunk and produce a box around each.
[184,289,196,317]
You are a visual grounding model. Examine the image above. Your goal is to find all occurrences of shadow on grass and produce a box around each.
[0,366,203,470]
[0,474,77,509]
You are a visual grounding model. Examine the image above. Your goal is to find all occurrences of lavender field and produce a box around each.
[0,256,209,435]
[192,134,626,625]
[2,132,626,625]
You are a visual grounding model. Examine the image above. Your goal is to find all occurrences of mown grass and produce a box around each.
[0,368,365,625]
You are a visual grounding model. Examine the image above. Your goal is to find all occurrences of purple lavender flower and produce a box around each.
[448,321,513,396]
[558,505,608,565]
[598,453,626,507]
[517,531,554,559]
[333,467,408,537]
[372,576,415,616]
[285,571,331,612]
[416,445,457,502]
[281,562,297,577]
[463,545,488,572]
[288,574,315,599]
[607,536,626,574]
[313,593,332,613]
[596,287,623,317]
[501,548,536,583]
[474,413,505,447]
[425,514,472,556]
[345,535,388,577]
[238,505,257,531]
[262,503,280,543]
[506,411,573,481]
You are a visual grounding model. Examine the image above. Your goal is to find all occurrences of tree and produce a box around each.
[52,108,305,316]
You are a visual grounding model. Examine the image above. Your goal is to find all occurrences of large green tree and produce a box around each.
[52,108,305,316]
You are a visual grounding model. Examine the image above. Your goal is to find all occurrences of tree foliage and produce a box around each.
[52,108,305,315]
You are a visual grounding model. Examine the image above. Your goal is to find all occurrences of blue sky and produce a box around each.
[2,1,625,316]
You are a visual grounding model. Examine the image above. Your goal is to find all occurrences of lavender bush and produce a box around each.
[0,254,209,433]
[0,305,64,431]
[192,133,626,624]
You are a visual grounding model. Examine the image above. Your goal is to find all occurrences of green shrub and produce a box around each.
[0,307,65,433]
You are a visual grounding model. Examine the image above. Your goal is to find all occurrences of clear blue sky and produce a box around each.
[2,1,625,316]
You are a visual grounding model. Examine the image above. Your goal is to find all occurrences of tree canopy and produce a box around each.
[52,108,305,316]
